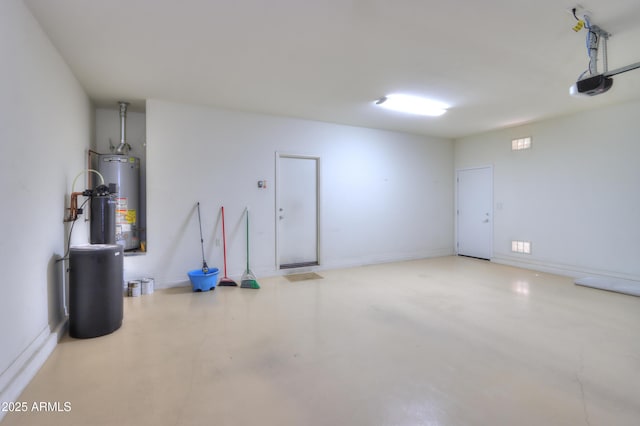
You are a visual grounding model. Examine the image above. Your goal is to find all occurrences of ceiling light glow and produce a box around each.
[375,94,449,117]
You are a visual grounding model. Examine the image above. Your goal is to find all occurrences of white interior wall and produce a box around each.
[0,0,91,412]
[124,99,454,286]
[454,100,640,281]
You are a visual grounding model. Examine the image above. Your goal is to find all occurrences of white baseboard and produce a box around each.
[157,249,455,288]
[491,255,640,282]
[319,249,454,271]
[0,320,67,422]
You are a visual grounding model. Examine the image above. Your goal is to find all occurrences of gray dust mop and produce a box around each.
[196,202,209,273]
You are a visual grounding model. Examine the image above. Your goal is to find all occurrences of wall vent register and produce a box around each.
[512,137,532,151]
[512,240,531,254]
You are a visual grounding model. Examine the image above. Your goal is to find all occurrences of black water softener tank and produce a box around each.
[90,185,116,244]
[69,244,123,338]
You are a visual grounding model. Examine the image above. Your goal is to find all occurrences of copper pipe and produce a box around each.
[64,192,84,222]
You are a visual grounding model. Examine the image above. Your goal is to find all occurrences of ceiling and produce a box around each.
[24,0,640,139]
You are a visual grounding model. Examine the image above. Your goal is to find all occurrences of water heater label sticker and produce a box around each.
[121,224,132,232]
[117,198,128,208]
[125,210,136,224]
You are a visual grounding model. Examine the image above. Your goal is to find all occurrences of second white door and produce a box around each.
[277,155,319,268]
[457,166,493,260]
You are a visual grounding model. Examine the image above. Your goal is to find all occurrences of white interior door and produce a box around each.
[457,166,493,260]
[277,155,319,268]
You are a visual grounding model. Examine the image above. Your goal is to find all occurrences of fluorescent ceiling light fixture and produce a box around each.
[375,94,449,116]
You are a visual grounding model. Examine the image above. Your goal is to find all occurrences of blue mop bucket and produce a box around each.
[187,268,219,292]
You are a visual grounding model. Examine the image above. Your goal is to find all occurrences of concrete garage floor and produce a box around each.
[3,256,640,426]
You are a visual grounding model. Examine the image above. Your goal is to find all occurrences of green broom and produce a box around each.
[240,208,260,289]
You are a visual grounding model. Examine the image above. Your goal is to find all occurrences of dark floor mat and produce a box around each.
[285,272,323,282]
